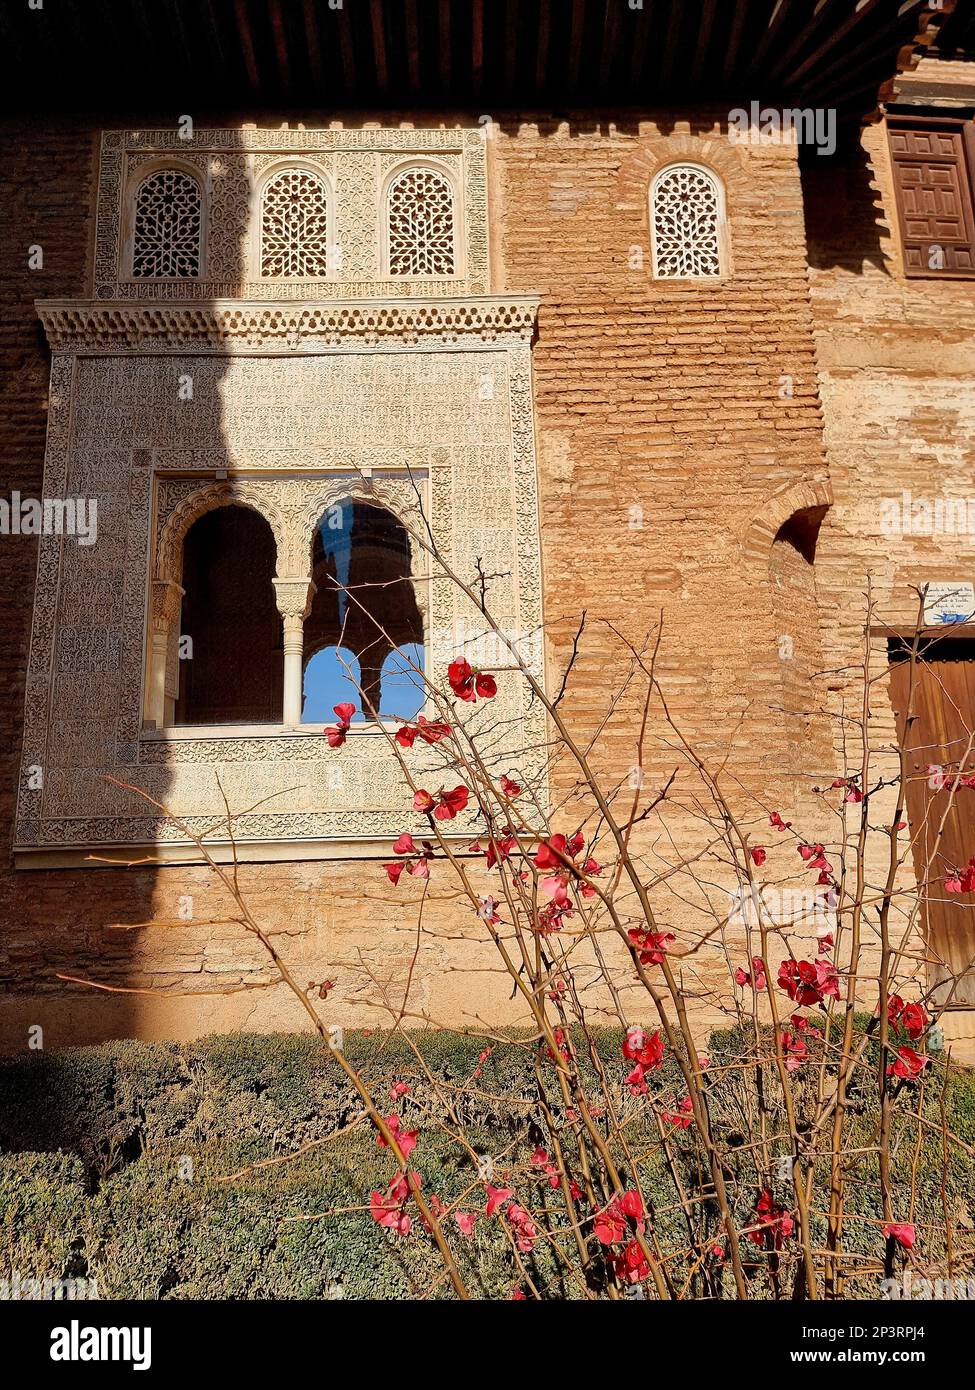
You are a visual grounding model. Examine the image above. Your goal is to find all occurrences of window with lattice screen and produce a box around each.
[132,169,202,279]
[386,167,456,277]
[650,164,725,279]
[260,168,332,278]
[888,121,975,279]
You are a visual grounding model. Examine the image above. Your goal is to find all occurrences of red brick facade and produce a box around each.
[0,107,969,1051]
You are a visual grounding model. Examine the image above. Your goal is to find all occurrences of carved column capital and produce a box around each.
[151,579,184,634]
[273,576,316,632]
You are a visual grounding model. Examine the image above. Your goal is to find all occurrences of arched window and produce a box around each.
[380,643,425,722]
[302,501,424,719]
[650,164,726,279]
[386,166,456,277]
[132,168,202,278]
[302,646,361,723]
[260,167,331,278]
[175,506,282,725]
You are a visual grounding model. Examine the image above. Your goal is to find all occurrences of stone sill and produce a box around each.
[14,835,472,871]
[140,722,397,740]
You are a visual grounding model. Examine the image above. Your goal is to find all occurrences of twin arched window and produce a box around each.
[130,162,457,281]
[169,500,424,728]
[650,163,727,279]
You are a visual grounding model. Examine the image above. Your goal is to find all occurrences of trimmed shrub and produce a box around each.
[0,1028,970,1298]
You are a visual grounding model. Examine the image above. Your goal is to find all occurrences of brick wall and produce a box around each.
[805,117,975,1058]
[0,113,840,1048]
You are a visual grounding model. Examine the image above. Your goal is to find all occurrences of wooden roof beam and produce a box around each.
[301,0,322,87]
[370,0,388,92]
[233,0,262,94]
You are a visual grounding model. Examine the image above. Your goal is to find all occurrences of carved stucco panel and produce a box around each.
[96,128,489,300]
[16,323,545,853]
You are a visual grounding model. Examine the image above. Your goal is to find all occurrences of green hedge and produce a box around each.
[0,1029,971,1298]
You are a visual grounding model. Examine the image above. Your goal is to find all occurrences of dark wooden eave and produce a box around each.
[0,0,972,119]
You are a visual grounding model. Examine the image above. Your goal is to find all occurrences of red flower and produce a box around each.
[887,1046,928,1080]
[769,811,792,832]
[945,856,975,893]
[414,785,470,821]
[883,1222,916,1249]
[579,856,603,897]
[777,957,839,1007]
[780,1028,809,1071]
[531,1148,562,1189]
[624,1064,649,1096]
[798,842,832,873]
[623,1026,664,1068]
[887,995,928,1040]
[622,1027,664,1093]
[628,927,675,966]
[507,1203,538,1253]
[395,716,452,748]
[500,774,522,798]
[485,1183,513,1217]
[620,1190,644,1223]
[448,657,497,702]
[434,785,470,821]
[392,833,415,855]
[486,834,517,869]
[594,1190,645,1247]
[735,955,767,991]
[748,1189,794,1250]
[750,846,767,867]
[662,1096,694,1128]
[533,831,585,871]
[384,861,407,885]
[370,1190,410,1235]
[377,1114,418,1159]
[611,1238,650,1285]
[369,1170,417,1236]
[594,1202,626,1247]
[390,1081,410,1099]
[455,1210,476,1239]
[815,960,840,999]
[325,702,357,748]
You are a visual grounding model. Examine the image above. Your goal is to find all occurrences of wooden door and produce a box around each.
[889,637,975,1006]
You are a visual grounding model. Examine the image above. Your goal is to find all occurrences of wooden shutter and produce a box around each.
[889,637,975,1006]
[888,120,975,279]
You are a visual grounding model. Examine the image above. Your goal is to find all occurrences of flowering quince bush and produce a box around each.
[107,564,975,1300]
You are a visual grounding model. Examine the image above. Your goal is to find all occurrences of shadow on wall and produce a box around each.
[801,128,889,276]
[5,117,435,1052]
[0,116,247,1051]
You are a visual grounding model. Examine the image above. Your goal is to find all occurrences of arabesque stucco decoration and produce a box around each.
[17,294,544,861]
[97,126,488,299]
